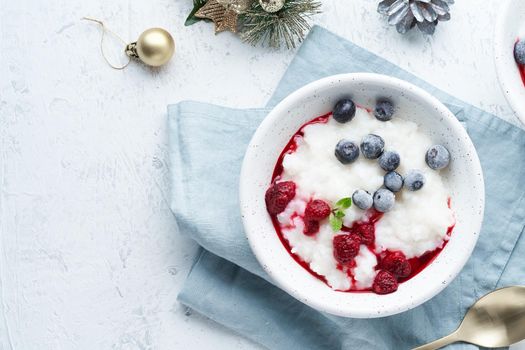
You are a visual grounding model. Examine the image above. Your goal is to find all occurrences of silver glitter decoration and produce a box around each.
[217,0,254,13]
[378,0,454,35]
[259,0,285,13]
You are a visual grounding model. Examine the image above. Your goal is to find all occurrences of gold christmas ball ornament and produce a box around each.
[259,0,285,13]
[126,28,175,67]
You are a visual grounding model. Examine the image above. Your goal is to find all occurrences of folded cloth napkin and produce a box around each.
[169,26,525,350]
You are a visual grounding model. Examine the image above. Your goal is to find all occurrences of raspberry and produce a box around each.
[333,234,361,264]
[265,181,296,215]
[381,251,411,278]
[304,199,331,220]
[303,219,320,236]
[372,270,398,295]
[356,223,375,246]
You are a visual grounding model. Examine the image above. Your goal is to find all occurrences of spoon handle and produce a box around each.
[412,331,461,350]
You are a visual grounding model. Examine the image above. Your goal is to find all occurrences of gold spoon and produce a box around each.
[413,286,525,350]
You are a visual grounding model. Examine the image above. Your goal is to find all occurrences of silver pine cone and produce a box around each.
[378,0,454,35]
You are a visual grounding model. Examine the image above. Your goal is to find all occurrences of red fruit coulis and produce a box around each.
[519,65,525,87]
[269,111,456,293]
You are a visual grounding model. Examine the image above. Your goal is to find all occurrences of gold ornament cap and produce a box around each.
[126,28,175,67]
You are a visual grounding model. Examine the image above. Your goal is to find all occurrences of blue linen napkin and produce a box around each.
[169,26,525,349]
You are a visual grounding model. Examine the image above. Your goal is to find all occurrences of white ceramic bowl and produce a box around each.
[494,0,525,123]
[240,73,484,318]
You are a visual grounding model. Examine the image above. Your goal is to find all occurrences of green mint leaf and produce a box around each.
[329,215,343,232]
[335,210,345,219]
[336,197,352,209]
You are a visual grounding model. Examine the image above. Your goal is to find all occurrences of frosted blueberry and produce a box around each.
[425,145,450,170]
[378,151,400,171]
[333,99,356,123]
[404,170,425,191]
[352,189,373,210]
[515,40,525,65]
[335,140,359,164]
[384,171,404,192]
[360,134,385,159]
[374,100,395,121]
[373,189,395,213]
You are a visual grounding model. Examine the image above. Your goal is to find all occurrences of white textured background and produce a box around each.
[0,0,524,349]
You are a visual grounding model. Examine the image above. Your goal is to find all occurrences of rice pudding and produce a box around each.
[265,99,454,294]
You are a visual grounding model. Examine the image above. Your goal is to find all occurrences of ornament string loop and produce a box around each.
[81,17,131,70]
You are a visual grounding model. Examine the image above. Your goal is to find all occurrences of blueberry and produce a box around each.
[360,134,385,159]
[335,140,359,164]
[352,190,373,210]
[426,145,450,170]
[384,171,404,192]
[404,170,425,191]
[374,100,395,121]
[333,99,356,123]
[515,40,525,65]
[373,189,395,213]
[378,151,400,171]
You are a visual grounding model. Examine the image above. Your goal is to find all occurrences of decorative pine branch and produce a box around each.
[240,0,321,49]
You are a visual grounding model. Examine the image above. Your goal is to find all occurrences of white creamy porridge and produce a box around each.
[275,108,454,291]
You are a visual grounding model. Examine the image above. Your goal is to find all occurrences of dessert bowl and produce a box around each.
[494,0,525,123]
[240,73,484,318]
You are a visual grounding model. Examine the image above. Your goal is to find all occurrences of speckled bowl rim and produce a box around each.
[240,73,484,318]
[494,0,525,123]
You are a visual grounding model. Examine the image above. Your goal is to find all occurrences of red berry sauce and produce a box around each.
[519,65,525,87]
[268,112,455,293]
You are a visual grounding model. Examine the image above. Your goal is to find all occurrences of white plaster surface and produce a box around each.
[0,0,523,349]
